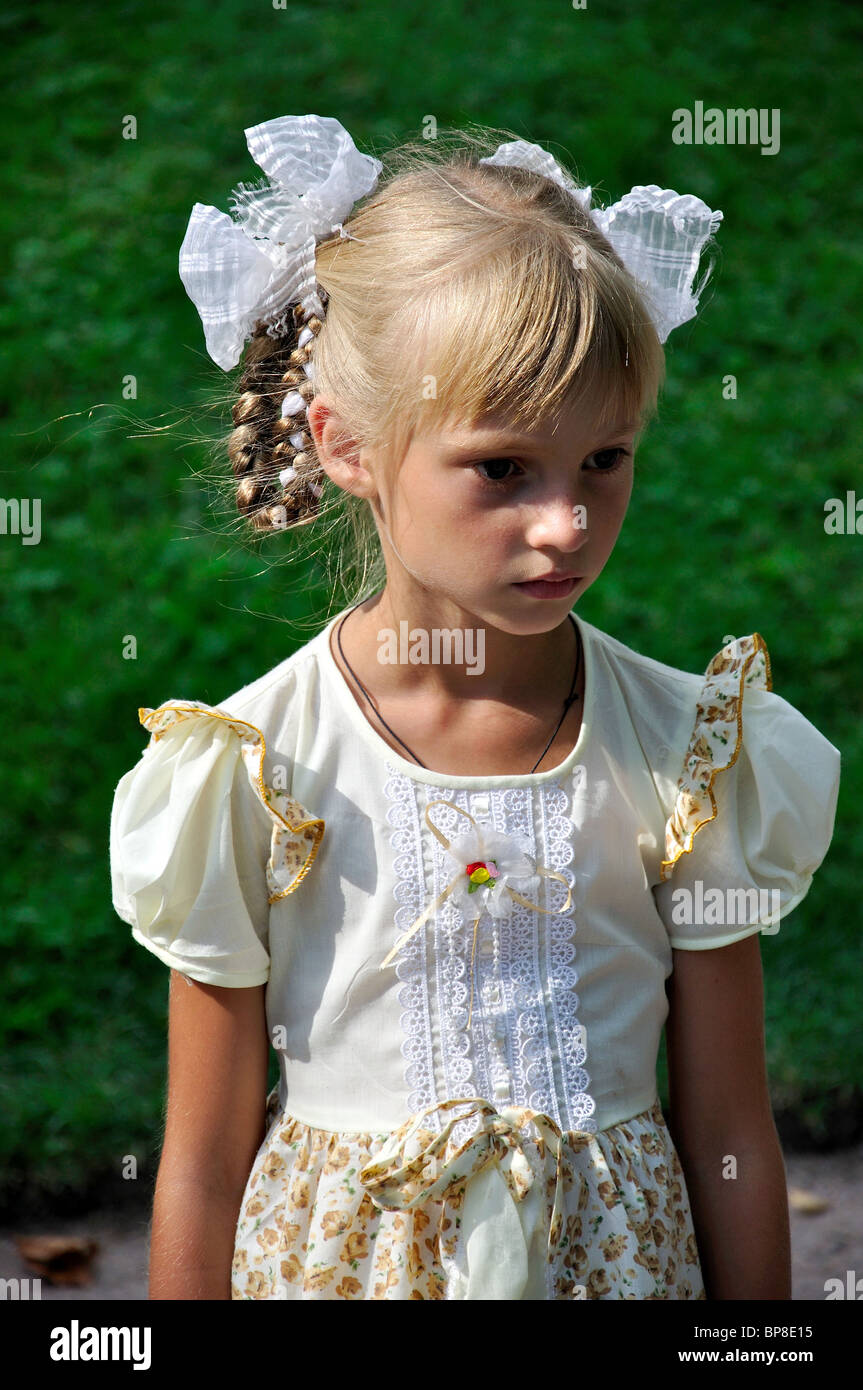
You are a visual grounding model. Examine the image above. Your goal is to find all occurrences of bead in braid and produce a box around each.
[228,294,328,532]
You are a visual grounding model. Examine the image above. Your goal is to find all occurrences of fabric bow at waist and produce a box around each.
[358,1095,594,1300]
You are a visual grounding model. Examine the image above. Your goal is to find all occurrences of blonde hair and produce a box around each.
[219,122,666,617]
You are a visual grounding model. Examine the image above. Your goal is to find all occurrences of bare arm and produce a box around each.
[664,933,791,1300]
[148,971,270,1300]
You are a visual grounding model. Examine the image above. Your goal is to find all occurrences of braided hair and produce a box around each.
[228,293,329,532]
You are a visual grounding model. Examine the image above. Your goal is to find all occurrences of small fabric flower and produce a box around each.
[378,799,574,975]
[445,827,540,921]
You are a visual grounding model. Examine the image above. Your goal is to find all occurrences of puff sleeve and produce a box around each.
[110,700,325,986]
[652,634,841,950]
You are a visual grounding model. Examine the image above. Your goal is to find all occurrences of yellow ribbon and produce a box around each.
[358,1094,593,1299]
[380,800,573,1029]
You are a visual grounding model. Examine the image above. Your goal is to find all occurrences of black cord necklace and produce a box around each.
[334,600,582,775]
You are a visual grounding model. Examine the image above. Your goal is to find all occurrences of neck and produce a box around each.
[338,589,578,706]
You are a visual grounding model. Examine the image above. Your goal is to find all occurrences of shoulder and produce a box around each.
[213,620,332,734]
[123,627,327,785]
[582,617,841,945]
[111,622,335,943]
[578,616,712,766]
[578,616,832,767]
[635,623,842,949]
[579,616,706,700]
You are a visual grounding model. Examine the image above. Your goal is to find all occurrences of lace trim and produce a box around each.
[659,634,772,883]
[539,771,595,1132]
[138,700,324,902]
[384,768,595,1137]
[385,768,437,1119]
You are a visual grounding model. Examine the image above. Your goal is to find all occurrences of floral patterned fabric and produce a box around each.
[659,633,771,882]
[231,1088,705,1300]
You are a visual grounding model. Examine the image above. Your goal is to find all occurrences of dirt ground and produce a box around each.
[1,1140,860,1300]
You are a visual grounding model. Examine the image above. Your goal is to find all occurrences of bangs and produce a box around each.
[380,230,664,459]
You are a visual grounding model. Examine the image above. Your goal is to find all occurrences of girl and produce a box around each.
[110,115,840,1300]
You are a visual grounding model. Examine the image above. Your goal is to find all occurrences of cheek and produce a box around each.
[400,476,498,531]
[596,506,628,548]
[394,468,460,517]
[407,501,514,568]
[590,476,632,527]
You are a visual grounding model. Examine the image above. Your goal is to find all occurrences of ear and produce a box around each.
[306,396,378,502]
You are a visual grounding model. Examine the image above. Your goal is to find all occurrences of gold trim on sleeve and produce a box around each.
[659,633,771,883]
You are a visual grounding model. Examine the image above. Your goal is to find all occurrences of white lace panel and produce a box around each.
[384,766,596,1140]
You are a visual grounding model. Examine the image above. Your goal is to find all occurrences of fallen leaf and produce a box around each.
[787,1186,831,1215]
[14,1234,100,1285]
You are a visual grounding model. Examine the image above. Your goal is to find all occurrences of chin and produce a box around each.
[478,604,575,637]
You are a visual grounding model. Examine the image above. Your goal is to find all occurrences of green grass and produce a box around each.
[1,0,861,1204]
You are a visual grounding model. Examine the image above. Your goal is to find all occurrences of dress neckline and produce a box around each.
[317,605,593,788]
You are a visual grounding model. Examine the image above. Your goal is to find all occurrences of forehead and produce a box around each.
[438,411,642,447]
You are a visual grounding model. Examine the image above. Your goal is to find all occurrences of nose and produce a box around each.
[522,493,590,554]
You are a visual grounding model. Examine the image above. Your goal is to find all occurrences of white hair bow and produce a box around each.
[478,140,724,343]
[178,115,382,370]
[178,115,723,371]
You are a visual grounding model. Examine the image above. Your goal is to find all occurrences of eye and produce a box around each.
[472,458,523,486]
[471,447,632,489]
[584,447,631,473]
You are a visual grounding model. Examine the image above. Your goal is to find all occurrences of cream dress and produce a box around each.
[110,609,840,1300]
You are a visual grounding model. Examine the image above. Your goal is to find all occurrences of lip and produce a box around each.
[521,571,580,582]
[513,575,581,599]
